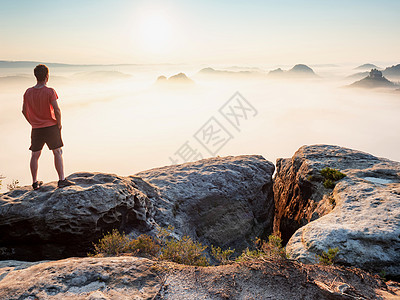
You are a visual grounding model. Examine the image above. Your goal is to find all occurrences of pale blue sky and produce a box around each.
[0,0,399,64]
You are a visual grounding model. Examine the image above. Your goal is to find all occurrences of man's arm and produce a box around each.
[51,99,62,130]
[22,100,31,125]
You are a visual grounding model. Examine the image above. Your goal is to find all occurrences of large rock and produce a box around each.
[276,145,400,277]
[0,256,396,300]
[0,173,155,261]
[135,155,275,251]
[0,257,161,299]
[0,155,275,260]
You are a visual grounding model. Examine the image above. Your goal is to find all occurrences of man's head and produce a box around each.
[34,64,49,82]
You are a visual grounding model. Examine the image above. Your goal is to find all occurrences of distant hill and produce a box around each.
[310,64,339,67]
[382,64,400,78]
[348,63,400,80]
[347,71,369,80]
[0,75,32,85]
[197,67,263,77]
[0,60,102,68]
[155,73,194,86]
[168,73,194,83]
[354,63,379,70]
[0,60,171,69]
[225,66,264,72]
[268,68,284,76]
[72,71,131,81]
[268,64,318,78]
[349,69,395,89]
[288,64,316,75]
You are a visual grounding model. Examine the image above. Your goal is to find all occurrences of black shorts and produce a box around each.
[29,125,64,152]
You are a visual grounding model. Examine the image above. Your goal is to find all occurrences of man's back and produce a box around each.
[23,86,58,129]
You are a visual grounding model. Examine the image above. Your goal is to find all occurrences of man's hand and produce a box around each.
[58,124,62,130]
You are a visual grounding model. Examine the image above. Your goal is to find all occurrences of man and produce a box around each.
[22,64,74,189]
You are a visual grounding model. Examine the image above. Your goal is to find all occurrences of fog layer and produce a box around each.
[0,64,399,191]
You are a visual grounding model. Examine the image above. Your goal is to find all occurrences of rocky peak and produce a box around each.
[369,68,383,78]
[0,155,275,261]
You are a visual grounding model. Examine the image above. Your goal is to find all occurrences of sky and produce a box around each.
[0,0,399,65]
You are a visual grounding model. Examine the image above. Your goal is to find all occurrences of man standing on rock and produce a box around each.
[22,64,74,190]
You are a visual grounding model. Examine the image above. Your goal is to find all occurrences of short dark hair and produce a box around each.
[34,64,49,81]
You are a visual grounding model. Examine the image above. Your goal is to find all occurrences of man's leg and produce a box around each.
[52,147,65,181]
[30,150,41,183]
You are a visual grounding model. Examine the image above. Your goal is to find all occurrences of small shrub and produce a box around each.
[92,229,129,256]
[320,167,346,189]
[307,175,321,182]
[157,225,175,242]
[91,225,209,266]
[323,179,336,189]
[266,235,286,259]
[318,247,339,265]
[128,234,161,257]
[236,247,259,262]
[161,236,209,266]
[378,270,387,282]
[7,179,21,191]
[236,235,287,262]
[211,245,234,265]
[0,175,4,189]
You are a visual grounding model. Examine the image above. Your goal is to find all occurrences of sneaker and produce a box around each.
[32,181,43,190]
[58,179,75,188]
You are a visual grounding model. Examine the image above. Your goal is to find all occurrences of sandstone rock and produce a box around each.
[135,155,275,251]
[277,145,400,277]
[0,155,275,260]
[0,256,396,300]
[0,173,155,260]
[0,257,161,300]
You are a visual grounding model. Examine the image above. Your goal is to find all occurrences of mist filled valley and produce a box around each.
[1,62,399,191]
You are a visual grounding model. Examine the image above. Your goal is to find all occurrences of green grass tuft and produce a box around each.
[318,247,339,265]
[236,234,287,262]
[211,245,235,265]
[320,167,346,189]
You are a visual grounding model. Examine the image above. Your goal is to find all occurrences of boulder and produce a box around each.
[135,155,275,251]
[0,257,161,299]
[0,173,155,261]
[0,155,275,260]
[275,145,400,277]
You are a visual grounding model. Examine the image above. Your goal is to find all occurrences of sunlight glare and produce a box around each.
[138,11,173,54]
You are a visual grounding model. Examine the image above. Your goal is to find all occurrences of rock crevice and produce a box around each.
[273,144,400,278]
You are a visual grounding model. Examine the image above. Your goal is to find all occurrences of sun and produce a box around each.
[137,11,173,54]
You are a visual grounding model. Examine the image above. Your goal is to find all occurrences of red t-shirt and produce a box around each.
[23,86,59,129]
